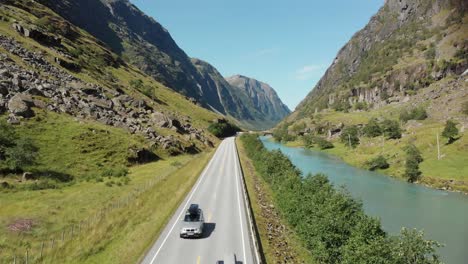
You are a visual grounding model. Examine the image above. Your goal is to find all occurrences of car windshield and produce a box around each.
[184,213,200,222]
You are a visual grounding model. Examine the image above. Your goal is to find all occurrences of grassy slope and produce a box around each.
[237,138,315,264]
[283,108,468,193]
[0,110,216,262]
[0,2,220,262]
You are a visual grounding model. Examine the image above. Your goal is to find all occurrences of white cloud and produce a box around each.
[253,47,279,57]
[295,64,326,80]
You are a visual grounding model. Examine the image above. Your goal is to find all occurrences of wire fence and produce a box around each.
[3,173,166,264]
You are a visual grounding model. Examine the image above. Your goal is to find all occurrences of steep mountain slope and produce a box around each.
[34,0,289,129]
[226,75,291,128]
[192,59,290,129]
[293,0,467,115]
[0,1,221,262]
[277,0,468,192]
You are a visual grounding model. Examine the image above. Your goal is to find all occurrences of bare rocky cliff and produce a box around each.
[226,75,291,127]
[35,0,290,129]
[294,0,467,116]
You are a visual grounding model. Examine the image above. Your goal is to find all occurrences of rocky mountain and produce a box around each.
[226,75,291,128]
[0,0,219,156]
[34,0,289,129]
[192,59,290,129]
[275,0,467,193]
[291,0,467,117]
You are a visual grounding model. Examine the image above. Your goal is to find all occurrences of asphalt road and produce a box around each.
[141,137,256,264]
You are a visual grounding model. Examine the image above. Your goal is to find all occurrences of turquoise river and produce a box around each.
[260,136,468,264]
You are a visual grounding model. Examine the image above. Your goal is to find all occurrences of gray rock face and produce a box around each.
[37,0,289,130]
[294,0,467,114]
[0,34,213,153]
[226,75,291,124]
[8,93,34,117]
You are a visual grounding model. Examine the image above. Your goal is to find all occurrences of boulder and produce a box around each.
[8,93,34,117]
[151,112,170,127]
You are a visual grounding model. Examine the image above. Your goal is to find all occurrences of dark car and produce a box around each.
[180,204,205,238]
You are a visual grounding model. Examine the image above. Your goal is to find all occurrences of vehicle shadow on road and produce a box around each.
[202,222,216,238]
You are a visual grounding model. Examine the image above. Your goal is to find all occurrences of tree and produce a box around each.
[0,121,17,160]
[5,138,38,172]
[365,155,389,171]
[341,125,360,148]
[404,144,423,182]
[381,119,401,139]
[441,120,459,144]
[391,228,442,264]
[363,118,382,137]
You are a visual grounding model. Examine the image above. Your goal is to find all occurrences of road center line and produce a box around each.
[197,255,201,264]
[148,141,226,264]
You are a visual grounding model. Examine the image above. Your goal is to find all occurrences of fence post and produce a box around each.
[25,249,29,264]
[71,225,74,238]
[40,241,44,258]
[13,254,16,264]
[62,230,65,242]
[51,237,55,248]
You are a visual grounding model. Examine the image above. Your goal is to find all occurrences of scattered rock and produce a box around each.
[8,93,34,117]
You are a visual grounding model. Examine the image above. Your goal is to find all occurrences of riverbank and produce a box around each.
[236,137,314,264]
[261,135,468,264]
[274,129,468,194]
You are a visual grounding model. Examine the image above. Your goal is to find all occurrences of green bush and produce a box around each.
[207,121,240,138]
[404,144,423,182]
[381,119,401,139]
[340,125,360,148]
[240,135,441,263]
[273,124,296,142]
[102,166,129,178]
[365,155,389,171]
[303,135,334,149]
[400,107,428,122]
[0,121,38,172]
[363,118,382,137]
[442,120,459,144]
[354,101,368,111]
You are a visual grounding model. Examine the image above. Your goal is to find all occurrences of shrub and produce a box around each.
[340,125,360,148]
[207,121,240,138]
[102,167,129,178]
[400,107,428,122]
[381,119,401,139]
[304,135,334,149]
[240,135,441,264]
[4,138,38,172]
[441,120,459,144]
[365,155,389,171]
[354,101,368,111]
[333,100,351,112]
[315,137,334,149]
[363,118,382,137]
[404,144,423,182]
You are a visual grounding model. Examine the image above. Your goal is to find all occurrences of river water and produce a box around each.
[260,136,468,264]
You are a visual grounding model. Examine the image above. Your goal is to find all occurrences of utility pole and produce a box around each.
[436,132,441,160]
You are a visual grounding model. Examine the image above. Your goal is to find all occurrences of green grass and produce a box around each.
[0,146,214,263]
[237,138,315,264]
[290,119,468,193]
[2,110,146,181]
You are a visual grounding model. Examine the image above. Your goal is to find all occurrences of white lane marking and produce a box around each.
[149,141,226,264]
[233,138,247,264]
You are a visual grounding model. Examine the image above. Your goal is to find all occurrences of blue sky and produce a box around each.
[131,0,384,110]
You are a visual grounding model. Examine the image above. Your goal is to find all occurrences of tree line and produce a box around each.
[240,134,442,264]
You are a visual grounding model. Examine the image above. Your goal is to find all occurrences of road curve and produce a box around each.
[141,137,256,264]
